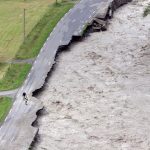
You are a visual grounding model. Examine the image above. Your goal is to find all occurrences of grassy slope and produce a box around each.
[16,2,74,59]
[0,64,31,91]
[0,97,12,123]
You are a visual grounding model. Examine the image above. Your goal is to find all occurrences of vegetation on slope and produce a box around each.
[143,4,150,17]
[0,97,12,123]
[0,64,31,91]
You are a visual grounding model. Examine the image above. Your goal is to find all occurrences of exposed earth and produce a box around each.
[34,0,150,149]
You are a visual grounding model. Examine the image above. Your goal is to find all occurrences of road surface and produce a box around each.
[0,0,113,149]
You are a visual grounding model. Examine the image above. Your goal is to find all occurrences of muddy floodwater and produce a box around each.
[33,0,150,149]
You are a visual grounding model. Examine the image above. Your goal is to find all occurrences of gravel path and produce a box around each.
[34,0,150,149]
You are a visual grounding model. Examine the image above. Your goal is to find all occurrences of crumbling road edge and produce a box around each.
[0,0,132,150]
[30,0,132,149]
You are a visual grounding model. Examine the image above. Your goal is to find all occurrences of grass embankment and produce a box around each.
[144,4,150,17]
[0,97,12,123]
[16,1,74,59]
[0,64,31,91]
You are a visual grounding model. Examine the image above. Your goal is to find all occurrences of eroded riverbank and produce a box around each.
[34,0,150,149]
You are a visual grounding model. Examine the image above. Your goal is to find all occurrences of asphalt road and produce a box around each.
[0,0,112,149]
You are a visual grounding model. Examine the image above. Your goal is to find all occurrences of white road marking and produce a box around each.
[24,80,27,85]
[9,109,13,115]
[53,27,56,31]
[13,101,16,106]
[27,73,31,78]
[4,116,8,122]
[40,49,43,53]
[10,136,15,142]
[61,17,64,21]
[21,87,24,92]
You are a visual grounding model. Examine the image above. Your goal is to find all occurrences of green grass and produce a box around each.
[0,0,55,61]
[16,1,74,59]
[0,97,12,123]
[0,0,75,91]
[0,63,9,79]
[0,63,31,91]
[143,4,150,17]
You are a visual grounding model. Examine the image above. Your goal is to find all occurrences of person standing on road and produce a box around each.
[22,92,28,105]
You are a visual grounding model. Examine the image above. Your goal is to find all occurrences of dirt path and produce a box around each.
[34,0,150,149]
[0,89,18,98]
